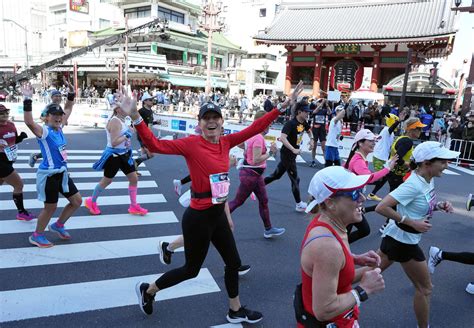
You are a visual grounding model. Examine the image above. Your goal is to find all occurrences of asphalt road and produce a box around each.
[1,125,473,328]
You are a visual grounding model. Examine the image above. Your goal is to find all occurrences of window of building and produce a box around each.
[53,9,66,24]
[124,6,151,19]
[99,18,110,29]
[157,47,184,64]
[244,53,277,61]
[158,7,185,24]
[259,8,266,17]
[213,57,222,70]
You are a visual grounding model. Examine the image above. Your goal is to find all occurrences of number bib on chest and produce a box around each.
[209,172,230,204]
[58,145,68,161]
[4,144,18,161]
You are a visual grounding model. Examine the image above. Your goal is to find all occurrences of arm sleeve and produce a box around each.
[225,108,280,148]
[387,120,400,135]
[395,138,412,165]
[135,121,187,155]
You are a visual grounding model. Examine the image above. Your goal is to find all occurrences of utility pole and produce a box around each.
[200,0,225,96]
[124,16,129,91]
[399,47,412,109]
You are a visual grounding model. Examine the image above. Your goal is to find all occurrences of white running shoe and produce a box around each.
[428,246,442,274]
[173,179,182,196]
[466,282,474,295]
[295,201,307,212]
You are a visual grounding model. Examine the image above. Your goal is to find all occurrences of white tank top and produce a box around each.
[106,116,131,151]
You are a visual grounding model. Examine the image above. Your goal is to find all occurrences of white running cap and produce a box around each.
[306,166,371,213]
[412,141,460,163]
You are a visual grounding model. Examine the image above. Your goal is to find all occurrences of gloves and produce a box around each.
[16,132,28,144]
[23,99,32,112]
[67,92,76,101]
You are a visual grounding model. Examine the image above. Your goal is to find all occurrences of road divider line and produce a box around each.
[16,171,151,179]
[0,180,158,193]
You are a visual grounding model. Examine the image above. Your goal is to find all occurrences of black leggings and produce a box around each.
[264,155,301,203]
[370,176,387,195]
[442,251,474,265]
[347,214,370,244]
[155,203,241,298]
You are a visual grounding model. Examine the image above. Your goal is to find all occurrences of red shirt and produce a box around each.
[0,121,17,150]
[135,109,280,210]
[299,216,359,328]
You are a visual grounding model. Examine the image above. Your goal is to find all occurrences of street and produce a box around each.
[1,126,473,328]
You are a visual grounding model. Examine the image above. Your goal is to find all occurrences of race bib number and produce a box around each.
[314,115,325,124]
[58,145,68,161]
[209,172,230,204]
[425,188,436,220]
[4,144,18,161]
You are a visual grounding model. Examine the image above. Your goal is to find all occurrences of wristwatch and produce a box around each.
[355,286,368,302]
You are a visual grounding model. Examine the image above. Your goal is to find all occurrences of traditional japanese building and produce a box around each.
[254,0,458,97]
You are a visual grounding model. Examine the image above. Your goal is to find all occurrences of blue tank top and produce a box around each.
[38,125,68,169]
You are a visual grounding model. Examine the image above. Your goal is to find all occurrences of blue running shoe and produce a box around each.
[49,222,71,240]
[29,234,53,248]
[264,227,286,239]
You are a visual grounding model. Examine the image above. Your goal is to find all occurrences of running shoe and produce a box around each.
[85,197,101,215]
[173,179,182,196]
[29,233,53,248]
[367,193,382,202]
[466,193,473,211]
[238,265,251,276]
[49,222,71,240]
[158,241,173,265]
[135,282,155,315]
[264,227,286,239]
[226,306,263,324]
[428,246,442,274]
[466,282,474,295]
[295,201,308,212]
[128,204,148,216]
[28,153,38,168]
[16,211,36,221]
[250,192,256,201]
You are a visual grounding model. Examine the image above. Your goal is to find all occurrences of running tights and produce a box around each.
[155,203,241,298]
[370,176,387,196]
[347,214,370,244]
[442,251,474,265]
[264,156,301,203]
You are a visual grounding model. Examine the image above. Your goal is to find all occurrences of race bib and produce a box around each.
[4,144,18,161]
[425,188,437,220]
[58,145,68,161]
[209,172,230,204]
[314,115,325,124]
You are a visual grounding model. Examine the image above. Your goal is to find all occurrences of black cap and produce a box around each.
[199,102,222,119]
[45,103,65,115]
[295,101,312,113]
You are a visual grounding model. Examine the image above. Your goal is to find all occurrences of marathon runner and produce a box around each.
[124,81,297,323]
[375,141,459,328]
[0,104,36,221]
[85,100,148,216]
[309,99,329,167]
[324,105,345,167]
[21,81,82,248]
[134,93,160,168]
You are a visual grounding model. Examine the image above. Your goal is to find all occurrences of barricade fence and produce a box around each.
[450,139,474,166]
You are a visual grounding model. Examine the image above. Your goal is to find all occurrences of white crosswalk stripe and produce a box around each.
[0,268,220,323]
[0,148,223,324]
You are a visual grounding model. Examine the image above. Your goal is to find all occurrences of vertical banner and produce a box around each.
[73,62,78,96]
[118,60,123,89]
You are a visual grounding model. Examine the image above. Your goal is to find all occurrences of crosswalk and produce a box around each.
[0,149,224,325]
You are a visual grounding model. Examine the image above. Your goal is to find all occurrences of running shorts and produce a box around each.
[0,158,14,178]
[44,173,79,204]
[380,236,425,263]
[372,156,386,172]
[325,146,340,162]
[104,153,136,179]
[312,126,327,143]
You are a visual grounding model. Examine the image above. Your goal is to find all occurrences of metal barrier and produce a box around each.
[450,139,474,166]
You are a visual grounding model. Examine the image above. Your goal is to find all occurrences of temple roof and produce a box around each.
[255,0,458,44]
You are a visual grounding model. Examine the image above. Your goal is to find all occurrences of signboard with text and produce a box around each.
[70,0,89,14]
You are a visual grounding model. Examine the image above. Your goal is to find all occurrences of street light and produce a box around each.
[200,0,225,95]
[3,18,29,71]
[261,61,269,96]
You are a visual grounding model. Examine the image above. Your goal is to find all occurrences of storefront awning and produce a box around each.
[161,75,228,88]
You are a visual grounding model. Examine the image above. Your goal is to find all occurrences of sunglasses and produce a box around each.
[331,189,364,201]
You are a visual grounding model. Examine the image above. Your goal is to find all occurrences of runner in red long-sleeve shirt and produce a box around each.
[122,82,303,324]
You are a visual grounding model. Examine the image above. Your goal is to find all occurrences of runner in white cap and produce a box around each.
[296,166,384,328]
[375,141,459,328]
[134,93,160,168]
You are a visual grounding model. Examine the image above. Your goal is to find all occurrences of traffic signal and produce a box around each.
[429,67,438,85]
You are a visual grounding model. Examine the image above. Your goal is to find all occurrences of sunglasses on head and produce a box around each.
[331,189,363,201]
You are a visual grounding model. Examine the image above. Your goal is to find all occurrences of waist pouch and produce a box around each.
[294,283,334,328]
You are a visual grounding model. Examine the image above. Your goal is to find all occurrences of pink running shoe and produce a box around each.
[85,197,101,215]
[128,204,148,216]
[16,211,36,221]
